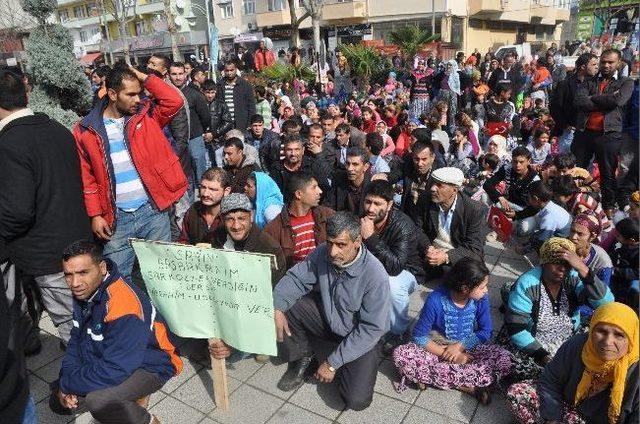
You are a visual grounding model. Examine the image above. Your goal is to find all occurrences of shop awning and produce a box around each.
[80,52,103,66]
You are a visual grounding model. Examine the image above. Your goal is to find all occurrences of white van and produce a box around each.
[494,43,532,60]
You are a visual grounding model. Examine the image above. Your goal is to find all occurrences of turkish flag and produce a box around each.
[487,206,513,242]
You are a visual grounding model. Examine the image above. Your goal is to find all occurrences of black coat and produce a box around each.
[270,156,331,198]
[0,278,28,424]
[419,193,485,264]
[364,208,426,284]
[208,100,234,139]
[182,83,211,138]
[322,171,372,215]
[217,77,256,131]
[0,113,91,275]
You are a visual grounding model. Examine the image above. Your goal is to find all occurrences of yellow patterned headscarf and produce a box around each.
[575,302,639,423]
[538,237,575,265]
[631,191,640,206]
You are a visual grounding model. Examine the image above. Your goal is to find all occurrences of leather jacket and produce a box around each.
[207,100,234,139]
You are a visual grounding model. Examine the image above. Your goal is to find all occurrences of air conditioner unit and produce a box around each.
[247,22,257,30]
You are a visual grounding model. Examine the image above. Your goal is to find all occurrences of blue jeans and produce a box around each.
[389,270,417,335]
[103,202,170,281]
[188,136,207,183]
[21,395,36,424]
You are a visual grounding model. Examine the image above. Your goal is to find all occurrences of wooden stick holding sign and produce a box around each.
[130,238,278,413]
[195,243,230,411]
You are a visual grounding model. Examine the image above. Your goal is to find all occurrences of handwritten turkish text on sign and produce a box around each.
[131,240,277,356]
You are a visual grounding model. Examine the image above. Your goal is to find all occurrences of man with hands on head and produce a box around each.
[73,62,187,282]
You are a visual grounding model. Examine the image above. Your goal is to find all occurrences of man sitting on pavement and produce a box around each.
[178,168,231,245]
[50,240,182,424]
[209,212,390,410]
[420,167,485,277]
[360,180,424,353]
[483,145,541,236]
[223,137,261,193]
[211,193,286,287]
[270,136,330,196]
[323,146,372,215]
[245,113,279,156]
[264,173,335,269]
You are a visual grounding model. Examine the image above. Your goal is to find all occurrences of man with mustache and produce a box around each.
[178,168,231,245]
[360,180,424,354]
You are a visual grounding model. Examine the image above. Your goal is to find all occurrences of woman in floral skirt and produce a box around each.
[393,257,513,404]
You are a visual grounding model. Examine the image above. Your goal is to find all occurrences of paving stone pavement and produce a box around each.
[28,240,531,424]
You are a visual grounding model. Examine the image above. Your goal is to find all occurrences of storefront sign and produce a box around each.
[234,32,263,43]
[328,24,372,38]
[263,27,312,41]
[131,33,165,51]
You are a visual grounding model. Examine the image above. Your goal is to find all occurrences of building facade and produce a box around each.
[52,0,573,66]
[54,0,211,65]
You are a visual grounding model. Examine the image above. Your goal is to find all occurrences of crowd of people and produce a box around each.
[0,39,638,424]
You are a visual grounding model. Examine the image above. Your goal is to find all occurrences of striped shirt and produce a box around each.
[290,211,317,263]
[104,118,148,211]
[224,83,235,121]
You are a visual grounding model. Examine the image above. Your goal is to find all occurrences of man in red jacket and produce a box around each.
[73,64,187,280]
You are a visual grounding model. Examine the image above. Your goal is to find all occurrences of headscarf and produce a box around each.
[446,60,461,96]
[252,172,284,229]
[631,191,640,206]
[487,135,508,161]
[575,302,639,424]
[539,237,575,265]
[573,213,602,238]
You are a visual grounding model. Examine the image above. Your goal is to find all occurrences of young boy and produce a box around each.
[610,218,639,310]
[519,180,572,253]
[254,85,273,129]
[543,153,597,192]
[483,146,541,236]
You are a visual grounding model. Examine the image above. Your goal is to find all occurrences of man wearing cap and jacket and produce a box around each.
[210,193,286,287]
[419,167,485,278]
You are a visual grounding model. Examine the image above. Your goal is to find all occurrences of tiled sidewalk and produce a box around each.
[27,240,531,424]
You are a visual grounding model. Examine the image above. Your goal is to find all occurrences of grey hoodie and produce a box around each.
[273,244,390,369]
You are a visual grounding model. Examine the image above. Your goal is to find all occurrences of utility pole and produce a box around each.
[431,0,435,36]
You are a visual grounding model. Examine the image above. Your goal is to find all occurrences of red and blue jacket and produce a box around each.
[59,261,183,396]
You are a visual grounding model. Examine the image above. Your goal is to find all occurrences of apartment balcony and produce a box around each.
[468,0,504,16]
[256,8,291,28]
[554,7,570,21]
[321,0,367,22]
[530,1,556,24]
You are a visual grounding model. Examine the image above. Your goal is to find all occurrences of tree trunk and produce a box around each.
[119,19,130,64]
[163,0,181,61]
[288,0,301,48]
[312,15,321,61]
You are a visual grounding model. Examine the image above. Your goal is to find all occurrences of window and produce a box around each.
[73,5,86,18]
[79,30,88,42]
[91,27,101,36]
[59,10,70,22]
[268,0,286,11]
[135,20,148,35]
[220,3,234,19]
[86,2,97,16]
[243,0,255,15]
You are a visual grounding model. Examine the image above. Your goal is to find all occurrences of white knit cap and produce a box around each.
[432,167,464,187]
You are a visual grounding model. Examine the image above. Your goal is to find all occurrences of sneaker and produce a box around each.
[276,356,314,392]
